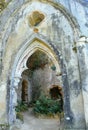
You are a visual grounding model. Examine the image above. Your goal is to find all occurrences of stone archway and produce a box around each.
[9,34,71,128]
[0,0,86,129]
[16,49,63,108]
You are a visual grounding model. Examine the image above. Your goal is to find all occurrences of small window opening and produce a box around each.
[50,85,63,109]
[29,11,45,26]
[50,86,62,99]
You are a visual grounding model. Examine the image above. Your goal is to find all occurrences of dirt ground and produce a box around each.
[13,108,60,130]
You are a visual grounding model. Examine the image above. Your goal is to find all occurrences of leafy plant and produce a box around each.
[15,102,28,121]
[15,102,28,112]
[16,112,24,122]
[33,94,63,115]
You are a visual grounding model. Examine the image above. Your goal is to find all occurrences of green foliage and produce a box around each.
[28,101,35,107]
[51,65,56,71]
[33,94,63,115]
[0,124,9,130]
[15,102,28,112]
[16,112,24,122]
[15,102,28,121]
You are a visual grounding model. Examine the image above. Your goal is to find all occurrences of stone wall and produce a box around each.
[0,0,87,129]
[31,64,62,97]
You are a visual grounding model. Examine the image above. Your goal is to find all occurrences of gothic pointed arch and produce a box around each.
[13,33,61,86]
[9,33,72,125]
[0,0,81,59]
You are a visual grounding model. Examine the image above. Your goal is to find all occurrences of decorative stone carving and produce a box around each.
[14,77,21,88]
[14,39,61,80]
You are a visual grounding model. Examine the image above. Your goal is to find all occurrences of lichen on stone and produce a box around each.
[0,0,9,13]
[0,0,5,12]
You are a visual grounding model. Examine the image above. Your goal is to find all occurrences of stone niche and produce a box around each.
[49,85,63,99]
[29,11,45,27]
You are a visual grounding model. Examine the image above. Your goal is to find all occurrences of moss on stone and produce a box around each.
[0,0,11,13]
[72,46,77,53]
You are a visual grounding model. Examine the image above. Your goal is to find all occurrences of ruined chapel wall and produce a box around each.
[0,0,86,129]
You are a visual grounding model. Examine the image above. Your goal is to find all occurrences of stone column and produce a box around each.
[77,36,88,129]
[9,76,21,124]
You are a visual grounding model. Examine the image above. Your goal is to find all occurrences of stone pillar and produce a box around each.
[77,36,88,129]
[0,83,7,124]
[9,76,21,124]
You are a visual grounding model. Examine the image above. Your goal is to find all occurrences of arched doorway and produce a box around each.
[15,48,64,129]
[9,36,71,127]
[16,49,63,110]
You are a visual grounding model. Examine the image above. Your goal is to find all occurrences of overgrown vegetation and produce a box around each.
[15,102,28,112]
[15,94,63,120]
[16,112,24,122]
[0,124,9,130]
[15,102,28,121]
[33,94,63,116]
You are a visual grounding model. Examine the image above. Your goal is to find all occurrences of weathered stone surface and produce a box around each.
[0,83,7,123]
[0,0,88,130]
[77,37,88,129]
